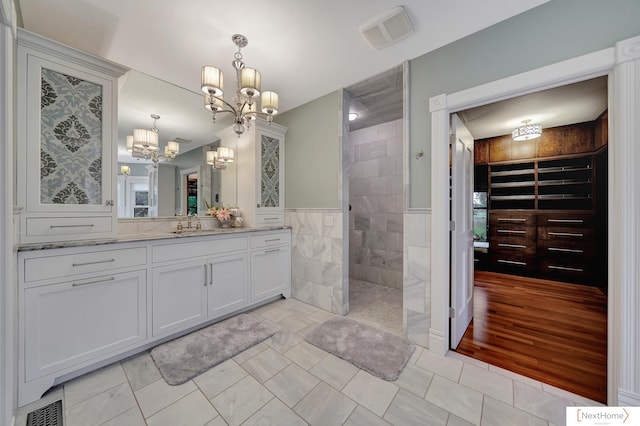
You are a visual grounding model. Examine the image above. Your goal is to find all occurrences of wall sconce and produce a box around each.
[120,165,131,176]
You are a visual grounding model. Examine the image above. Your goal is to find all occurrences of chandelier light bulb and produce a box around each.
[201,66,223,96]
[240,68,261,98]
[261,91,279,115]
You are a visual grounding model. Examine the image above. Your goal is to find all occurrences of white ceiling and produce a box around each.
[458,76,608,139]
[18,0,550,114]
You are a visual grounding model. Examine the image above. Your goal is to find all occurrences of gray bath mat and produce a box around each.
[304,317,415,381]
[150,314,280,385]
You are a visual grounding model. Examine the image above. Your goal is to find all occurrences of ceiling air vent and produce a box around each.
[360,6,414,50]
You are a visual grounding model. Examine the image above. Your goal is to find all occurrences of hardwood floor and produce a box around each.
[455,270,607,403]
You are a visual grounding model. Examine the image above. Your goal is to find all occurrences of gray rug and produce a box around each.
[150,314,280,385]
[305,317,415,381]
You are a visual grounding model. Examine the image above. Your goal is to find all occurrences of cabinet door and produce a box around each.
[207,253,249,318]
[23,55,114,215]
[23,270,146,381]
[152,259,207,337]
[250,246,290,301]
[256,132,284,214]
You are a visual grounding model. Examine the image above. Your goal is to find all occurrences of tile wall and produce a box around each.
[403,210,431,346]
[348,119,404,289]
[285,210,346,314]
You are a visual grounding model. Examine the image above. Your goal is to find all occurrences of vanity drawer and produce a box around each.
[255,212,285,227]
[25,216,112,238]
[152,235,248,263]
[23,246,147,283]
[251,231,291,249]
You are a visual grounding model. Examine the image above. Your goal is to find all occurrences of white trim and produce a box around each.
[430,39,640,406]
[610,34,640,406]
[403,60,411,211]
[618,388,640,407]
[405,208,432,214]
[0,4,16,425]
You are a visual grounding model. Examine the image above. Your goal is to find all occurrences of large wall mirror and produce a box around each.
[116,70,236,218]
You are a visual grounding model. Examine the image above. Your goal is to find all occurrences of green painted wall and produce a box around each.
[276,90,341,208]
[410,0,640,208]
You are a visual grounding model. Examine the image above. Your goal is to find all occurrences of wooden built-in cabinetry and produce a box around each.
[475,117,607,286]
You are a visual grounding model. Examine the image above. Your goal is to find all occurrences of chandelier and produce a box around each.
[201,34,279,136]
[129,114,179,167]
[512,119,542,141]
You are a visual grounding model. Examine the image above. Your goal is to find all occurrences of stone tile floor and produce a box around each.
[15,297,602,426]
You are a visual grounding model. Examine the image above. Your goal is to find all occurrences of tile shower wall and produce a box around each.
[286,210,345,315]
[403,210,431,347]
[349,119,403,289]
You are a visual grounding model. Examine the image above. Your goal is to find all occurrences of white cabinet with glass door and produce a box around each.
[16,29,127,244]
[218,119,286,227]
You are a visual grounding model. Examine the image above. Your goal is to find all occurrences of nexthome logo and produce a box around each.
[567,407,638,425]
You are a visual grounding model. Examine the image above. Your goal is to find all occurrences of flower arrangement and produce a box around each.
[215,208,233,221]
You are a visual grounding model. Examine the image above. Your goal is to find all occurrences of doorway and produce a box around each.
[344,65,405,334]
[180,166,200,216]
[449,77,609,403]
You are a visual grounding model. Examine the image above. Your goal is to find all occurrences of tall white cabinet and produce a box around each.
[16,29,127,243]
[219,119,287,227]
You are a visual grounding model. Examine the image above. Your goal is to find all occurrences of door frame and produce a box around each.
[429,36,640,406]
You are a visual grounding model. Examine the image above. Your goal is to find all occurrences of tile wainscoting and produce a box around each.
[403,210,431,347]
[285,209,347,315]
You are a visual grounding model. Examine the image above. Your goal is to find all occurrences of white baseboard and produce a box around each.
[428,328,446,355]
[618,388,640,406]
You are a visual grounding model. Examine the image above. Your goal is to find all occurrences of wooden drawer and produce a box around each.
[250,231,291,249]
[489,211,536,227]
[489,253,536,273]
[537,239,595,259]
[152,235,248,263]
[490,238,536,256]
[538,257,593,282]
[537,226,595,241]
[537,213,595,228]
[23,246,147,282]
[490,225,536,240]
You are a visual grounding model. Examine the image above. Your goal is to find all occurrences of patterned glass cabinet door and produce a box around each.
[24,55,114,214]
[260,134,281,209]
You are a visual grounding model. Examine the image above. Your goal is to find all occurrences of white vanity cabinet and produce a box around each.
[16,29,127,244]
[18,244,147,406]
[219,119,287,227]
[17,229,291,407]
[151,235,249,338]
[250,230,292,302]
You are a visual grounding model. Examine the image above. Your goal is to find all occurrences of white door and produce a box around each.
[207,253,249,318]
[450,114,475,349]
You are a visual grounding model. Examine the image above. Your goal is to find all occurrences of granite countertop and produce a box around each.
[16,225,291,251]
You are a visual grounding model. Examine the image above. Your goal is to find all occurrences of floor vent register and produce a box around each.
[26,400,63,426]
